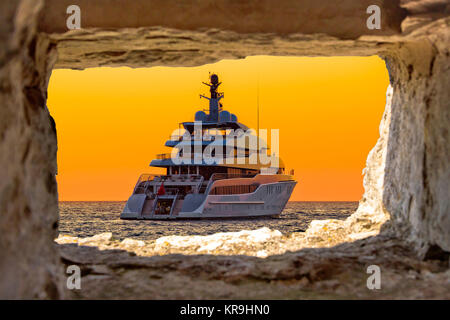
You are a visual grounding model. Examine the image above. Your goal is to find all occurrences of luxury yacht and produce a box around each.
[121,74,296,219]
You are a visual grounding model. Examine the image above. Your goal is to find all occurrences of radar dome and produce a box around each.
[231,114,238,122]
[219,110,231,122]
[195,111,207,122]
[210,74,219,85]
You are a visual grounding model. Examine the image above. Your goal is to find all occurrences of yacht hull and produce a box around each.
[121,180,296,220]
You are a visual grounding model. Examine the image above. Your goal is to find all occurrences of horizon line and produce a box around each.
[58,200,360,202]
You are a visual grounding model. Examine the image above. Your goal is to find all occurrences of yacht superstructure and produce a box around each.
[121,74,296,219]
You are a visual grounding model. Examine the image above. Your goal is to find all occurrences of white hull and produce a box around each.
[121,180,296,220]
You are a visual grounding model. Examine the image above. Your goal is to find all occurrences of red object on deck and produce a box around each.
[157,182,165,195]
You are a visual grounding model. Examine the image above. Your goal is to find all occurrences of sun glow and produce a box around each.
[47,56,389,201]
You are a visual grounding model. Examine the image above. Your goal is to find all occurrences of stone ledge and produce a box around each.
[58,233,450,299]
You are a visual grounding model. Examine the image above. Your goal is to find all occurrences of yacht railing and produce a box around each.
[203,172,258,195]
[135,173,256,195]
[133,174,158,194]
[210,172,257,181]
[157,174,203,181]
[169,132,260,143]
[168,134,184,142]
[134,174,204,194]
[169,135,219,142]
[196,175,204,193]
[156,152,253,162]
[156,153,173,160]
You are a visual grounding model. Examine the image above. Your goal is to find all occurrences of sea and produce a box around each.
[58,201,358,241]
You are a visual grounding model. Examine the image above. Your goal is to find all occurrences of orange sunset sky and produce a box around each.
[47,56,389,201]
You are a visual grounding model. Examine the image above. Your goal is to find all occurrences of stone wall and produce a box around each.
[383,28,450,257]
[38,0,407,38]
[41,0,449,256]
[0,0,62,298]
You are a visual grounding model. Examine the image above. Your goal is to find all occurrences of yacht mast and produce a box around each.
[257,77,260,159]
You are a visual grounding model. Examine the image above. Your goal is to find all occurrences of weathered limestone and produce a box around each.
[0,0,61,298]
[56,232,450,299]
[53,230,449,299]
[153,228,283,254]
[0,0,448,299]
[38,0,407,37]
[55,229,290,257]
[382,25,450,257]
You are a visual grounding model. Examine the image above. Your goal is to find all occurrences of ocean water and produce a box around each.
[58,201,358,241]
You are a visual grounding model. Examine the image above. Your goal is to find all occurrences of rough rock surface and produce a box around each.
[56,231,449,299]
[53,224,398,259]
[0,0,62,299]
[48,27,400,70]
[39,1,446,69]
[0,0,449,298]
[56,229,297,257]
[382,21,450,257]
[39,0,407,37]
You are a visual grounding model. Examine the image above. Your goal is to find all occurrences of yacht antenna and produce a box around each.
[257,76,260,157]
